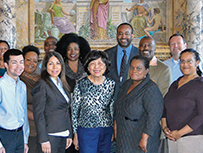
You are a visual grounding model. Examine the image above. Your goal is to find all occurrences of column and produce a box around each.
[0,0,16,48]
[186,0,203,56]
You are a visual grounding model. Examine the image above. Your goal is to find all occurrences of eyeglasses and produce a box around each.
[180,59,193,64]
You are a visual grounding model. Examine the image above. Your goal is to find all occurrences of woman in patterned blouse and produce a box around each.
[72,50,115,153]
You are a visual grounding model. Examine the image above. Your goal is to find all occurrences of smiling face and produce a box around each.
[88,57,106,77]
[67,43,80,61]
[117,25,134,49]
[24,52,38,74]
[180,52,199,76]
[44,37,57,54]
[139,37,156,61]
[4,55,24,80]
[0,42,9,61]
[47,56,62,80]
[129,59,149,82]
[169,36,187,59]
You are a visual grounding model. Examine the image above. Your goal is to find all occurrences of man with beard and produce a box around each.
[139,36,171,96]
[104,22,139,100]
[164,33,187,82]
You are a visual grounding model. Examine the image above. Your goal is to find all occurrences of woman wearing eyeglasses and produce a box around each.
[162,49,203,153]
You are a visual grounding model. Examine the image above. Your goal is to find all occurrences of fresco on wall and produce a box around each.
[34,0,167,43]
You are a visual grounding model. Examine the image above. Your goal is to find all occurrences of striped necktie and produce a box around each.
[120,50,127,82]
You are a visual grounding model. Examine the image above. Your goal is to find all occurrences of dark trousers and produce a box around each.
[0,127,24,153]
[43,135,66,153]
[28,136,42,153]
[77,127,113,153]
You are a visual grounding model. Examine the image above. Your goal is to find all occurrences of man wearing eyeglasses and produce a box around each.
[164,33,187,82]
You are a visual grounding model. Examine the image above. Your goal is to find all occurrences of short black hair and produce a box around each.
[130,55,149,69]
[117,22,133,34]
[44,36,58,45]
[4,49,23,64]
[168,33,186,45]
[180,48,201,62]
[84,50,111,75]
[22,45,40,57]
[0,40,10,49]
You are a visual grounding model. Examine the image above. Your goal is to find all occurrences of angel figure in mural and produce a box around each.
[144,8,164,37]
[126,0,152,38]
[88,0,109,40]
[48,0,75,37]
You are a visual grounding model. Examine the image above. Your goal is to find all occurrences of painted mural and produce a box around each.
[34,0,167,43]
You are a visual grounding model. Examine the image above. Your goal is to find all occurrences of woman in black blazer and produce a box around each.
[32,52,72,153]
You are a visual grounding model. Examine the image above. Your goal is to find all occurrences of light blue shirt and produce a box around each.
[164,58,183,83]
[0,73,29,147]
[117,44,132,75]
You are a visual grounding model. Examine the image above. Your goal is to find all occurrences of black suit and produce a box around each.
[32,79,72,152]
[104,45,139,100]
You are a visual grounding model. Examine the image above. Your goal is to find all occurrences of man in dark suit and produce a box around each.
[104,22,139,100]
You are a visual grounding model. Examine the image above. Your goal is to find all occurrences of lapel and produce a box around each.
[47,78,70,103]
[125,74,151,104]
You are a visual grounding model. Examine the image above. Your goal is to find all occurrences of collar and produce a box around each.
[149,56,157,66]
[172,58,180,64]
[117,44,132,53]
[50,76,62,87]
[4,72,19,85]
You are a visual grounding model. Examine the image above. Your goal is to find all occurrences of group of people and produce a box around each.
[0,22,203,153]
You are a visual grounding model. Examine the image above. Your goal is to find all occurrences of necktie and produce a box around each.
[120,50,127,82]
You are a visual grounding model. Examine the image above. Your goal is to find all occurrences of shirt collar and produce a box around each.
[149,56,157,66]
[4,72,19,85]
[50,76,62,87]
[172,58,180,64]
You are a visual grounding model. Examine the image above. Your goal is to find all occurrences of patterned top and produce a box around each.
[72,76,115,134]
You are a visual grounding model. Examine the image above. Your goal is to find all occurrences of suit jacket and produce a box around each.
[32,79,72,143]
[149,59,172,97]
[114,74,163,153]
[104,45,139,100]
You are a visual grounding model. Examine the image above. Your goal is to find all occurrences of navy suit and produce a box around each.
[104,45,139,100]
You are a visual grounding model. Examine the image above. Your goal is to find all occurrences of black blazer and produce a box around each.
[104,45,139,100]
[32,79,72,143]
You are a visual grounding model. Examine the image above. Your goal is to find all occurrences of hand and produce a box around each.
[139,133,149,152]
[41,142,51,153]
[51,9,55,13]
[139,137,147,152]
[171,130,182,141]
[126,8,130,11]
[0,147,5,153]
[65,138,72,149]
[113,120,117,140]
[73,134,79,150]
[24,143,29,153]
[163,127,175,141]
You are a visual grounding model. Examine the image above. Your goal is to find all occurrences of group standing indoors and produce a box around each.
[162,49,203,153]
[55,33,90,92]
[0,40,10,77]
[0,49,29,153]
[72,50,115,153]
[32,52,72,153]
[20,45,40,153]
[114,55,163,153]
